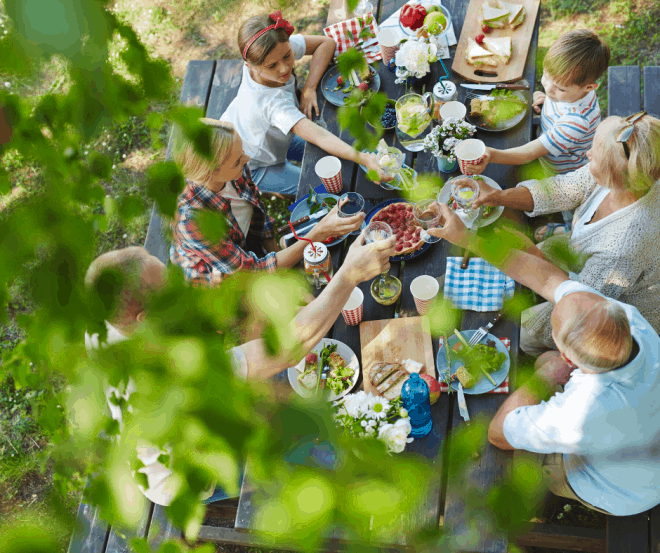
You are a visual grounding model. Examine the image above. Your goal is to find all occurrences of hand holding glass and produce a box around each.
[338,192,366,236]
[377,146,404,190]
[413,199,442,244]
[364,221,402,305]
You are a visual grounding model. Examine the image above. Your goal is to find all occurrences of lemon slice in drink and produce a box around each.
[458,189,474,200]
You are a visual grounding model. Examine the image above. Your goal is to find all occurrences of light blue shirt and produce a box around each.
[504,281,660,516]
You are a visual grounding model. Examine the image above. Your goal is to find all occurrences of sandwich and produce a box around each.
[456,366,475,389]
[480,2,509,28]
[369,362,408,400]
[297,352,319,394]
[497,0,526,28]
[466,37,498,67]
[482,36,512,64]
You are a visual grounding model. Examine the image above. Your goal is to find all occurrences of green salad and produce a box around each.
[320,344,355,395]
[453,330,506,386]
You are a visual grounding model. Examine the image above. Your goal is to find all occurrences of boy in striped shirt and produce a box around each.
[467,30,610,236]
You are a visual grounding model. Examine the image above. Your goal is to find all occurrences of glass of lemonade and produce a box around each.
[377,145,404,190]
[364,221,402,305]
[413,199,442,244]
[450,177,481,226]
[395,93,434,152]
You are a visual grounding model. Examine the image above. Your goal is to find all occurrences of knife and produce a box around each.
[277,208,328,234]
[461,83,530,91]
[457,383,470,422]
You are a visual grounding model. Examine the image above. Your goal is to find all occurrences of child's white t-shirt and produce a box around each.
[539,90,601,174]
[221,35,307,170]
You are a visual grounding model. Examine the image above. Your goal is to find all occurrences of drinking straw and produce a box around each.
[438,59,450,93]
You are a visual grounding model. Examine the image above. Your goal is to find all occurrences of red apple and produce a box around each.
[420,374,440,405]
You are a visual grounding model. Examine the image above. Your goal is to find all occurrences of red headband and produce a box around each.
[242,10,294,60]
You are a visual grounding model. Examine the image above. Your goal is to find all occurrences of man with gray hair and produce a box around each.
[429,204,660,517]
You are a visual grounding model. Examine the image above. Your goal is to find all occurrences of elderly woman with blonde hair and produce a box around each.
[471,112,660,354]
[170,118,363,285]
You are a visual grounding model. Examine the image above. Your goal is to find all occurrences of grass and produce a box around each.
[1,0,660,549]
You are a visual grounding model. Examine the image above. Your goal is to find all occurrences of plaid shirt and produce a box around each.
[170,167,277,285]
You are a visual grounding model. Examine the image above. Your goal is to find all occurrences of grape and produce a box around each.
[380,106,397,127]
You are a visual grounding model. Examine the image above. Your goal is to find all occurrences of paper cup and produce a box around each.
[377,28,401,66]
[455,139,486,175]
[315,156,343,194]
[410,275,439,315]
[439,101,467,121]
[341,287,364,326]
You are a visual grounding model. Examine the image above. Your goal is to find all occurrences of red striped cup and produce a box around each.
[377,28,401,66]
[341,287,364,326]
[455,139,486,175]
[315,156,343,194]
[410,275,439,315]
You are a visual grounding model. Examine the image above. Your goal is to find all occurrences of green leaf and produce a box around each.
[309,203,321,215]
[194,210,227,244]
[146,161,185,217]
[118,196,145,222]
[346,29,354,41]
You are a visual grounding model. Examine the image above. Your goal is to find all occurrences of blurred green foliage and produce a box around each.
[0,0,558,551]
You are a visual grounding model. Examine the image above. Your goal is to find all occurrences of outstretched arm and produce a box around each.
[239,233,396,379]
[428,204,569,302]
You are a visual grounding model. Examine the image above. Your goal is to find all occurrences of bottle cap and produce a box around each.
[433,80,457,101]
[303,242,328,264]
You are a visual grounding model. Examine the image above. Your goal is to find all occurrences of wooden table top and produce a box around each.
[225,0,539,550]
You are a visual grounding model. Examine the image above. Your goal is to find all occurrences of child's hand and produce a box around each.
[464,147,493,175]
[532,91,546,114]
[300,87,320,119]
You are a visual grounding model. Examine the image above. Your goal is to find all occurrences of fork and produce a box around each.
[468,313,502,346]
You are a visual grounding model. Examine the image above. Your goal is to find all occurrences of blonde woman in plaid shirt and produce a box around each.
[170,119,363,286]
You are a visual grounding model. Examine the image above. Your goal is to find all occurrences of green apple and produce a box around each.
[424,11,446,32]
[426,5,440,13]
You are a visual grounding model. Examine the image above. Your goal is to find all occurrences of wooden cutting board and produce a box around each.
[359,316,435,396]
[451,0,541,83]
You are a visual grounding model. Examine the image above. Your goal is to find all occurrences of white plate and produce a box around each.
[287,338,360,401]
[437,174,505,228]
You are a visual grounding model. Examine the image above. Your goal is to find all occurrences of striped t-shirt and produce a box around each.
[539,90,601,175]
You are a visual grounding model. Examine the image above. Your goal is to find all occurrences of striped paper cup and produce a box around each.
[410,275,439,315]
[455,139,486,175]
[315,156,343,194]
[341,287,364,326]
[377,28,401,66]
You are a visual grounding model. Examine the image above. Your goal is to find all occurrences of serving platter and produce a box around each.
[320,65,380,107]
[463,80,530,132]
[437,175,505,228]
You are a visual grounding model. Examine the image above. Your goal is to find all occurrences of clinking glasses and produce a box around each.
[615,110,646,159]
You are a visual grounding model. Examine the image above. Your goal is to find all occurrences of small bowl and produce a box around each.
[365,99,397,130]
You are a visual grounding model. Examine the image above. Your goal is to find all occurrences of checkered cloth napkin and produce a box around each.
[444,257,516,312]
[438,336,511,394]
[324,12,382,64]
[377,0,457,59]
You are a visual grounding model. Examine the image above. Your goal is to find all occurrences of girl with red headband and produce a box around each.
[220,11,390,196]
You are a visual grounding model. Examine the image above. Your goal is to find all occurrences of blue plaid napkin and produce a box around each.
[444,257,515,312]
[287,184,328,212]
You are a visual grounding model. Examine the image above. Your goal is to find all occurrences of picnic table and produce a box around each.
[226,0,539,551]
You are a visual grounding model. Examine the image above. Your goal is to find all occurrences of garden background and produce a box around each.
[0,0,659,551]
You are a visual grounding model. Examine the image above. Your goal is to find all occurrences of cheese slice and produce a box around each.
[481,3,509,27]
[483,36,512,64]
[498,1,524,25]
[468,37,495,58]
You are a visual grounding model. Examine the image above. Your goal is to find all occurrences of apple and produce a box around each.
[424,11,447,32]
[420,374,441,405]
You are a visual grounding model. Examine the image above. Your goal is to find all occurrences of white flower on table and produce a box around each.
[370,397,390,420]
[394,39,438,81]
[378,418,414,454]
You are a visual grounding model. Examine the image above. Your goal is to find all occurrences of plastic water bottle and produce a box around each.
[401,373,433,438]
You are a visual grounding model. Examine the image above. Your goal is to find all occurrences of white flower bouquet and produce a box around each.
[333,391,413,454]
[423,117,477,161]
[394,38,438,84]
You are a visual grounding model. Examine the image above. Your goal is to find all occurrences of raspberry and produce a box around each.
[305,353,317,364]
[482,24,492,34]
[475,33,485,44]
[337,76,344,86]
[358,82,369,92]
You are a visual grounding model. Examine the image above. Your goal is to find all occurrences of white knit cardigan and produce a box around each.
[517,164,660,350]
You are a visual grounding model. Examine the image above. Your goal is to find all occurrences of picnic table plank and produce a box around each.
[144,59,217,265]
[643,66,660,118]
[67,500,109,553]
[608,66,642,117]
[105,501,152,553]
[649,504,660,553]
[606,512,649,553]
[205,60,244,120]
[147,504,182,549]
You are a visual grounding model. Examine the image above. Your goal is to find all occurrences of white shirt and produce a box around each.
[569,187,609,241]
[221,181,253,236]
[85,322,248,505]
[220,35,307,169]
[503,281,660,516]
